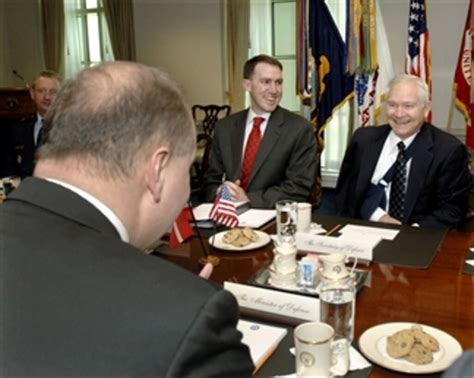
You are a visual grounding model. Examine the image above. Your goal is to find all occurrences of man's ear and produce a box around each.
[145,147,170,203]
[29,87,35,101]
[424,100,432,120]
[242,78,251,92]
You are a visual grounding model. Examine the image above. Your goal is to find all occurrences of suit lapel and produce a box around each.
[248,107,283,185]
[355,126,390,202]
[403,124,433,222]
[8,177,120,239]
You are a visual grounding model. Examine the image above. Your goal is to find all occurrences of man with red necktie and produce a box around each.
[204,55,318,209]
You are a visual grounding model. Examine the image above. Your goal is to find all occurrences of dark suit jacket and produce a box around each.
[204,106,318,208]
[1,178,254,376]
[3,115,38,178]
[336,123,472,229]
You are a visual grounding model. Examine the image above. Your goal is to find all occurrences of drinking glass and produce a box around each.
[275,200,297,243]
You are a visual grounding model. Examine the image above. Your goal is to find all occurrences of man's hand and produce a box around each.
[377,214,402,225]
[221,180,249,202]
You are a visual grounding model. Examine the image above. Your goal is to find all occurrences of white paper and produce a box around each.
[192,203,214,221]
[192,204,275,228]
[466,259,474,266]
[339,224,399,240]
[237,320,287,368]
[238,209,276,228]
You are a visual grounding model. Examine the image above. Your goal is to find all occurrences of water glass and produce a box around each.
[275,200,297,243]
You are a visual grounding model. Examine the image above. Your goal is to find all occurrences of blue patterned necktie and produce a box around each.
[36,119,44,147]
[389,141,407,221]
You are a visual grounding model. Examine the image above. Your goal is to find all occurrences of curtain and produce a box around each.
[226,0,250,112]
[63,0,83,79]
[103,0,136,61]
[41,0,65,72]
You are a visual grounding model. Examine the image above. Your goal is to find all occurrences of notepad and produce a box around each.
[237,320,287,372]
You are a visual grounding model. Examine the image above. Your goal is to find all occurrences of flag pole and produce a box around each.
[446,87,456,133]
[189,199,220,267]
[187,200,209,258]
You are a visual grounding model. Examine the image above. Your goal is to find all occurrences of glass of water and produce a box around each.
[319,274,355,375]
[275,200,297,244]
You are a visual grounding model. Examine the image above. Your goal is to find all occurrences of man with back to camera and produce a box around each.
[336,74,472,229]
[0,62,254,376]
[203,54,318,209]
[4,70,60,178]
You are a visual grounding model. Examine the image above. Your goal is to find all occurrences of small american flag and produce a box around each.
[209,185,239,228]
[405,0,431,120]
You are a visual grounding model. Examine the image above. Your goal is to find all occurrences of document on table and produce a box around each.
[192,203,275,228]
[237,320,287,372]
[339,224,399,240]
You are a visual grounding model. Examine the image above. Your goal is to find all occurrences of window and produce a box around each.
[272,0,299,111]
[64,0,113,78]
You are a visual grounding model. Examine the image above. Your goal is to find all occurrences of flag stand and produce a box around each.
[188,200,220,267]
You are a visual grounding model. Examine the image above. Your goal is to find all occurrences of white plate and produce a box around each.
[359,322,462,374]
[209,230,271,251]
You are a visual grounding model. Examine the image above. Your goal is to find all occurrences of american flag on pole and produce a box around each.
[209,184,239,228]
[405,0,432,121]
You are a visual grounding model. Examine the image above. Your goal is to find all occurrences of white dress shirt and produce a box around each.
[46,178,130,242]
[369,130,418,221]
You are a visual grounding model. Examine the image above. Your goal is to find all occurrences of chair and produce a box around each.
[192,104,231,137]
[191,104,231,191]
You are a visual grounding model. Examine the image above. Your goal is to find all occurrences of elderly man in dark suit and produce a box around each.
[204,54,318,209]
[0,62,254,376]
[4,70,60,178]
[336,74,471,229]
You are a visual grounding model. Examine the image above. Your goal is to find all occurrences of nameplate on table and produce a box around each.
[224,282,319,322]
[295,233,380,261]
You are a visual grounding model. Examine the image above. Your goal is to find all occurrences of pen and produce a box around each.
[325,224,341,236]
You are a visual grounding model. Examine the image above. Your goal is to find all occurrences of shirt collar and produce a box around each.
[387,130,418,152]
[247,108,271,125]
[45,178,130,242]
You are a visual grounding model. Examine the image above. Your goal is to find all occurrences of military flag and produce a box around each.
[452,0,473,149]
[309,0,354,147]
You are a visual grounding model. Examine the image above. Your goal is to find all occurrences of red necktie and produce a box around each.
[240,116,264,190]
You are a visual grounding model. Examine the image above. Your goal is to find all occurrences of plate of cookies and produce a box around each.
[209,227,271,251]
[359,322,462,374]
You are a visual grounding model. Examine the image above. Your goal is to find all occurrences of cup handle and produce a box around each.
[345,256,359,277]
[330,339,350,377]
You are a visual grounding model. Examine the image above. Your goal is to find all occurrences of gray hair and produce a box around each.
[387,74,430,105]
[38,61,195,179]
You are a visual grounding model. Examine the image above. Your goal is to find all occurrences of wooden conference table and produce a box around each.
[158,215,474,377]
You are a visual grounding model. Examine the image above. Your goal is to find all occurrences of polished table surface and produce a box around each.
[158,215,474,377]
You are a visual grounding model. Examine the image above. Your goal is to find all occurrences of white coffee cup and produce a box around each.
[294,322,349,377]
[297,202,312,232]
